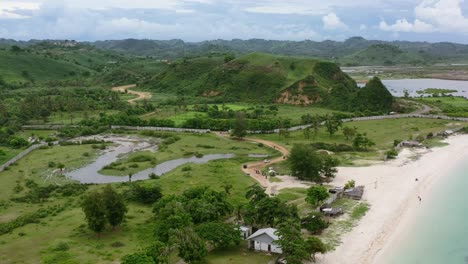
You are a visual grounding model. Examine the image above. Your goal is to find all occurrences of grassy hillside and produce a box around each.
[0,49,91,83]
[0,43,168,86]
[341,44,432,66]
[143,53,360,108]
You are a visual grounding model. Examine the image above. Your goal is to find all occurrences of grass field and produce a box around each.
[100,133,280,177]
[253,118,467,164]
[0,133,280,263]
[417,97,468,117]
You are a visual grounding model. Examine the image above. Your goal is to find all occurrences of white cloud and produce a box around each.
[245,4,328,15]
[379,0,468,34]
[379,18,434,32]
[322,13,348,30]
[359,24,367,30]
[0,1,41,19]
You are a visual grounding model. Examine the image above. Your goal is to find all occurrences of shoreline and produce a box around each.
[316,134,468,264]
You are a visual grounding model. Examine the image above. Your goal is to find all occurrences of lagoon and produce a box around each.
[382,79,468,98]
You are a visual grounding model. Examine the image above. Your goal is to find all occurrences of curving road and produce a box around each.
[112,84,152,104]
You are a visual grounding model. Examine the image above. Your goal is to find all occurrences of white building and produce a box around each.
[239,225,252,240]
[247,228,282,254]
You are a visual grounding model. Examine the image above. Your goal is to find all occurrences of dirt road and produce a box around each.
[111,84,152,104]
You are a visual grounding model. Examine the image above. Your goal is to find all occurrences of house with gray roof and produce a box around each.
[247,228,282,254]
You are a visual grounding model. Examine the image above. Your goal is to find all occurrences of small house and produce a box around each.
[400,141,423,148]
[247,228,282,254]
[239,225,252,240]
[343,186,365,200]
[321,207,343,217]
[442,130,454,137]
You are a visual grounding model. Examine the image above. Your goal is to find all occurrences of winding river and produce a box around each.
[65,139,234,183]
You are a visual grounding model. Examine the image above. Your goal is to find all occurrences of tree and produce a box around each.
[324,115,342,137]
[170,227,208,264]
[231,112,247,138]
[303,127,311,139]
[289,144,323,182]
[10,45,22,53]
[275,219,309,264]
[306,186,329,207]
[102,185,127,229]
[321,155,339,178]
[245,184,267,203]
[224,54,235,63]
[305,236,327,262]
[153,196,193,242]
[353,133,375,151]
[82,191,107,235]
[145,241,169,264]
[342,126,357,140]
[196,222,242,249]
[403,89,410,98]
[301,212,329,234]
[310,115,322,139]
[129,183,163,204]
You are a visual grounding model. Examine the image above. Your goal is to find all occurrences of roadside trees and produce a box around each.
[305,186,329,207]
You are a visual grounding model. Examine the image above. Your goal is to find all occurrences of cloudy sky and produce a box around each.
[1,0,468,43]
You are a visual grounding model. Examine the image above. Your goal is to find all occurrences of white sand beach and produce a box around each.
[316,134,468,264]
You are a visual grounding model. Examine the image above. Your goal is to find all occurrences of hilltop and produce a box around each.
[341,44,432,66]
[143,53,391,112]
[89,37,468,65]
[0,42,168,87]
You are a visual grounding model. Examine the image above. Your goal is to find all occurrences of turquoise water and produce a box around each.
[387,158,468,264]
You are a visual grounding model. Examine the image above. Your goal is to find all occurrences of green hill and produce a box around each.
[0,43,168,86]
[143,53,393,112]
[341,44,432,66]
[0,49,91,83]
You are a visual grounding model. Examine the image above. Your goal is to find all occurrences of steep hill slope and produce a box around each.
[143,53,365,109]
[0,49,91,83]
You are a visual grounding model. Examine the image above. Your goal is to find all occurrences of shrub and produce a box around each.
[301,212,329,234]
[344,180,356,190]
[128,184,163,204]
[129,154,154,163]
[52,241,70,251]
[386,149,398,159]
[149,173,158,179]
[48,161,56,168]
[121,253,154,264]
[129,164,139,168]
[111,241,125,248]
[181,166,192,172]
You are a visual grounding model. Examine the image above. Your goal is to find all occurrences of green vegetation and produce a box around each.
[91,37,468,65]
[141,53,392,113]
[254,118,467,164]
[416,88,457,95]
[417,96,468,117]
[341,44,432,66]
[99,133,278,176]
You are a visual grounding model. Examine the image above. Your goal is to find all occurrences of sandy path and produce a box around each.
[316,135,468,264]
[214,134,310,194]
[111,84,152,104]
